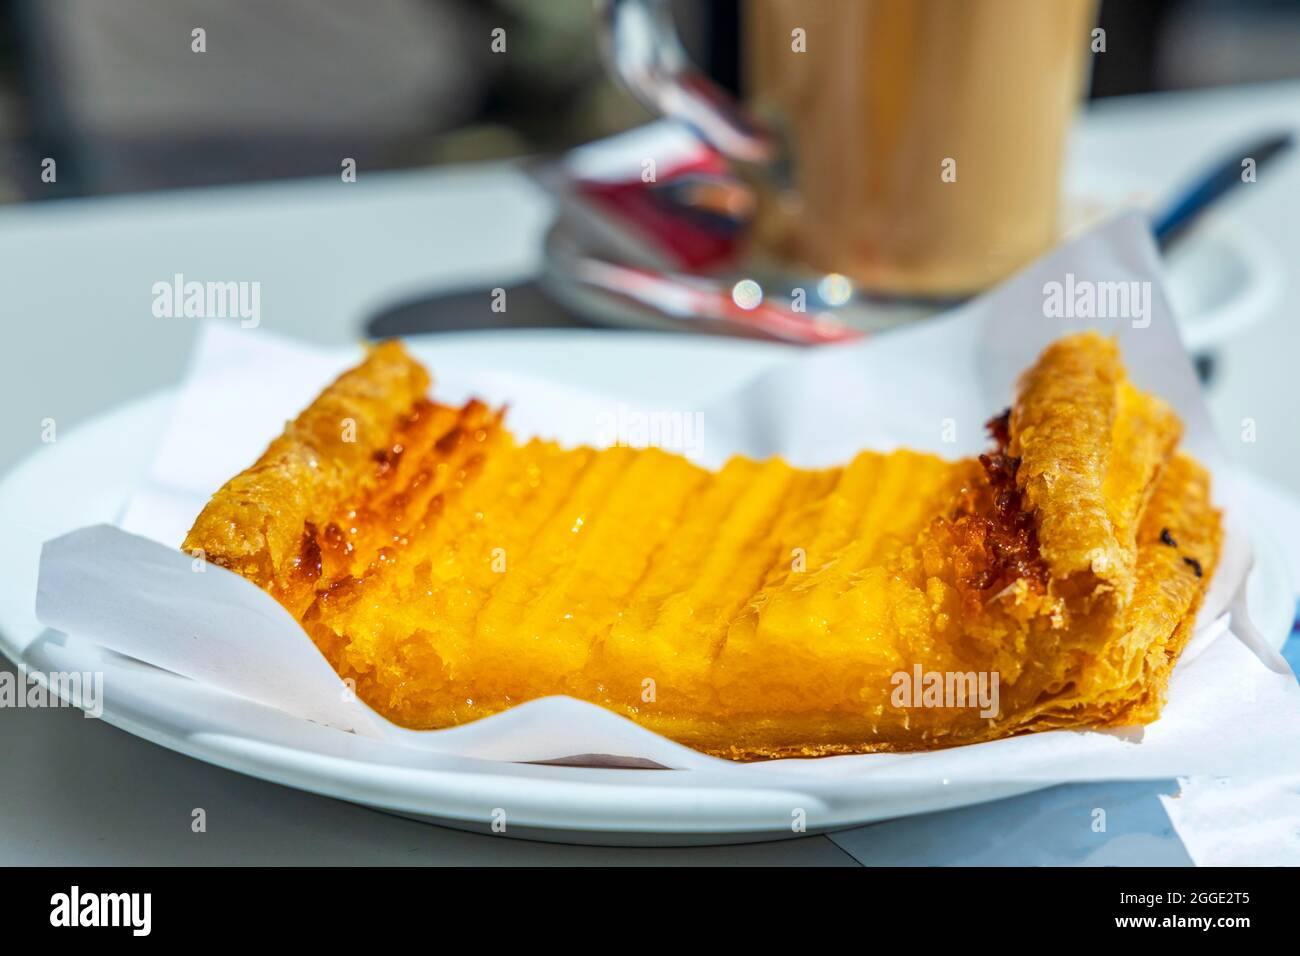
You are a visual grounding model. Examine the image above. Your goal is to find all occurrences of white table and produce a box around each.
[3,81,1299,864]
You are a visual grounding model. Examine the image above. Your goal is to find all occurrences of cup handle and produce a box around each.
[596,0,780,168]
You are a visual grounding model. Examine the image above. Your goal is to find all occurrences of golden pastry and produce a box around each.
[184,333,1220,759]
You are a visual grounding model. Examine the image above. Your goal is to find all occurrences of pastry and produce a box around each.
[184,333,1220,759]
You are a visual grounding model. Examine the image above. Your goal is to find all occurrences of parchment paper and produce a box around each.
[33,213,1300,782]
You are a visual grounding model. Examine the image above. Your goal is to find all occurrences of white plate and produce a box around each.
[1,331,1293,845]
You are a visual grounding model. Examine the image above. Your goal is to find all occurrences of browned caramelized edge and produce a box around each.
[937,409,1050,609]
[278,397,505,620]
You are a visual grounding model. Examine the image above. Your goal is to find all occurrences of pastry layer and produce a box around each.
[184,333,1220,759]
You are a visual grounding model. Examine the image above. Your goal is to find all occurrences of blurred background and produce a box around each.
[0,0,1298,202]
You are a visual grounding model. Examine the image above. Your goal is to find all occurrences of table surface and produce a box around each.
[3,80,1299,865]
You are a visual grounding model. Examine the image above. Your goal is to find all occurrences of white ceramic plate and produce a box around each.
[0,332,1293,845]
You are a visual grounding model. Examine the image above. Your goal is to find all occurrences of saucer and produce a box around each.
[536,122,1281,350]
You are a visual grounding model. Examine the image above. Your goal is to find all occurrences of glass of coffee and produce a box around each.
[599,0,1097,300]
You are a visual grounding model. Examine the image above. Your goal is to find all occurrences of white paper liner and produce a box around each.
[32,213,1300,782]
